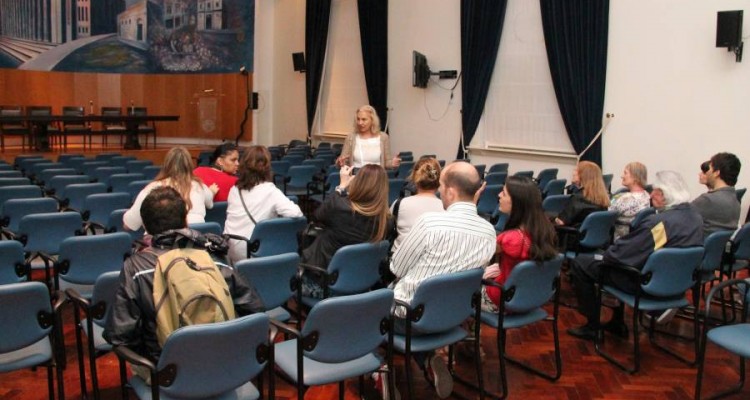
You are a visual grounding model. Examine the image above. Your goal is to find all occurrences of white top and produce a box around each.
[390,195,445,254]
[224,182,303,262]
[353,136,382,167]
[390,202,496,317]
[124,179,214,232]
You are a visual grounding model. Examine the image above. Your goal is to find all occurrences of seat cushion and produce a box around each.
[129,375,259,400]
[392,326,467,353]
[707,324,750,358]
[603,285,689,311]
[274,339,382,386]
[81,318,112,352]
[481,308,548,330]
[0,337,52,372]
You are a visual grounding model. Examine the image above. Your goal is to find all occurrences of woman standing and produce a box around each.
[482,176,558,312]
[609,162,650,240]
[224,146,303,263]
[124,146,215,232]
[301,164,393,298]
[193,143,240,202]
[336,105,400,169]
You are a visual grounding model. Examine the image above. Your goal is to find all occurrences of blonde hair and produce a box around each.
[348,164,390,241]
[625,162,648,188]
[409,157,441,191]
[155,146,199,209]
[577,161,610,208]
[353,105,381,134]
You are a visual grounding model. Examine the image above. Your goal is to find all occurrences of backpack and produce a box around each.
[152,247,236,346]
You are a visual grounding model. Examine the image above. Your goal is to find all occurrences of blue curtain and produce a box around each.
[305,0,332,139]
[357,0,388,131]
[540,0,609,165]
[458,0,508,160]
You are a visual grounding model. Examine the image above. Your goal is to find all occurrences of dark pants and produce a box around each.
[570,254,640,326]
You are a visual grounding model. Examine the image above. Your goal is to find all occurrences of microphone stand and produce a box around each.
[235,68,251,145]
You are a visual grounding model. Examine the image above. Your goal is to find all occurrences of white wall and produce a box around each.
[256,0,749,220]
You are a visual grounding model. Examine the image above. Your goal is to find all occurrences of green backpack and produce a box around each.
[152,247,236,347]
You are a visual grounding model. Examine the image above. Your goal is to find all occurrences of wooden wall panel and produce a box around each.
[0,69,252,142]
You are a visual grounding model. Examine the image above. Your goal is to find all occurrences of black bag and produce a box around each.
[298,222,324,252]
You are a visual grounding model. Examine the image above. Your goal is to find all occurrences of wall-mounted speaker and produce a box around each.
[251,92,259,110]
[716,10,743,48]
[292,52,306,72]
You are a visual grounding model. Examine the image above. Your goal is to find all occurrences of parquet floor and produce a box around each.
[1,281,748,400]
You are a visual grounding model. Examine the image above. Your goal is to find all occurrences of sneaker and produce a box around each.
[427,353,453,399]
[656,308,678,325]
[373,371,400,400]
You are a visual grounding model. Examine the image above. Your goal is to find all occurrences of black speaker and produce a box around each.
[292,52,306,72]
[716,10,743,48]
[251,92,259,110]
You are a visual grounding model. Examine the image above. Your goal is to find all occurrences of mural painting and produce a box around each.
[0,0,254,73]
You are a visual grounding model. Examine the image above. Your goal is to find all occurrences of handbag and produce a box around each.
[298,222,324,251]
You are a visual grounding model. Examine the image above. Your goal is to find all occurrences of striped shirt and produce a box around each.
[390,201,496,316]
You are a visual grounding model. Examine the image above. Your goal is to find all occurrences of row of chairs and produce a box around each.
[0,105,157,151]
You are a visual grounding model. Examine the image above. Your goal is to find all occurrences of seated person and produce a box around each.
[193,143,240,202]
[567,171,703,341]
[691,152,742,237]
[481,176,558,312]
[104,186,264,376]
[609,162,650,240]
[555,161,610,228]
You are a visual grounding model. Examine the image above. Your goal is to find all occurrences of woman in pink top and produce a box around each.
[481,176,559,312]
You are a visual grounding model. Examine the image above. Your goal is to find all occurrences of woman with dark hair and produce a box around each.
[193,143,240,201]
[555,161,610,227]
[125,146,215,232]
[482,176,559,312]
[224,145,302,262]
[390,157,444,254]
[301,164,394,298]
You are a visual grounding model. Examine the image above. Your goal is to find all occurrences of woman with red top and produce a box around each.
[193,143,240,201]
[481,175,559,312]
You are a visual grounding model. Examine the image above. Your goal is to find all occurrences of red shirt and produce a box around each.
[193,167,238,202]
[486,229,531,307]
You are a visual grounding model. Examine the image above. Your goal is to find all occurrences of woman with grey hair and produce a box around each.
[610,162,650,239]
[650,170,693,209]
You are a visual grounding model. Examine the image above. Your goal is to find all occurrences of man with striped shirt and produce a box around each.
[390,161,496,399]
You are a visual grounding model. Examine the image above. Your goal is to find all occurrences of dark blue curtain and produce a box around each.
[540,0,609,165]
[357,0,388,130]
[305,0,332,139]
[458,0,508,160]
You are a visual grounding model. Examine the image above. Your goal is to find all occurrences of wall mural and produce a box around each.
[0,0,254,73]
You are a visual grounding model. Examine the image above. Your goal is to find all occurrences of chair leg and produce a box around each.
[595,291,641,373]
[339,380,345,400]
[72,304,89,399]
[87,322,101,400]
[47,365,54,400]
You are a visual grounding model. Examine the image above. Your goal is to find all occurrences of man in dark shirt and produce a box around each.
[691,152,741,237]
[567,171,703,340]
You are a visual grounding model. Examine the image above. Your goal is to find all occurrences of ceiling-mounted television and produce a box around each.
[412,50,431,88]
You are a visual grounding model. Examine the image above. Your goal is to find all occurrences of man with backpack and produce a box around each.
[104,186,264,378]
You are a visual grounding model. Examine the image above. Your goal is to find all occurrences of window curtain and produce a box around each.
[305,0,333,140]
[357,0,388,131]
[540,0,609,165]
[458,0,508,160]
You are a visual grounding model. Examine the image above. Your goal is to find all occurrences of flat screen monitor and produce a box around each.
[412,51,430,88]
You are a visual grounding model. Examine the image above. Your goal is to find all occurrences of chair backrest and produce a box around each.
[327,241,389,295]
[578,210,618,249]
[503,255,563,314]
[47,175,91,197]
[388,178,405,206]
[0,282,53,355]
[141,165,161,180]
[37,168,77,188]
[188,221,223,236]
[107,209,144,242]
[536,168,559,190]
[155,313,270,399]
[485,172,508,186]
[285,165,317,188]
[0,240,27,285]
[730,223,750,261]
[0,177,31,187]
[281,155,304,166]
[63,156,89,172]
[28,162,65,178]
[1,197,58,232]
[602,173,614,193]
[62,106,85,116]
[477,184,503,216]
[248,217,307,257]
[409,268,483,333]
[494,212,509,233]
[700,230,733,272]
[235,252,300,310]
[488,163,509,174]
[0,170,23,178]
[101,106,122,117]
[80,161,109,177]
[84,192,132,225]
[0,185,42,209]
[514,170,534,179]
[543,178,567,197]
[94,153,121,162]
[640,247,704,297]
[18,212,83,254]
[127,107,148,117]
[109,173,146,194]
[301,289,393,363]
[271,160,291,177]
[736,187,746,202]
[64,182,108,211]
[205,201,228,230]
[89,271,122,327]
[473,164,486,177]
[109,156,137,167]
[630,207,656,230]
[58,153,84,164]
[125,159,153,174]
[127,180,152,202]
[57,233,131,288]
[397,161,415,179]
[93,166,128,187]
[26,106,52,117]
[302,158,326,172]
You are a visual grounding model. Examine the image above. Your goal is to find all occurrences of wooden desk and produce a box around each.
[0,114,179,151]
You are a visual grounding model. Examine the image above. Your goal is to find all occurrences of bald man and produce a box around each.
[389,161,496,398]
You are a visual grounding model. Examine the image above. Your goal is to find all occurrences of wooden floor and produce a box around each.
[1,279,748,400]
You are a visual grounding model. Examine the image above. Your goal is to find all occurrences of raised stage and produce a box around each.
[0,142,215,166]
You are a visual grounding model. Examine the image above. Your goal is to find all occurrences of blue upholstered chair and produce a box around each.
[0,240,28,284]
[204,201,228,231]
[226,216,307,259]
[235,253,300,324]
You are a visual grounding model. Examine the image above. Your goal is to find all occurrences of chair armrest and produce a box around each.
[554,225,579,235]
[113,345,156,371]
[65,288,91,309]
[51,290,66,312]
[270,319,301,338]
